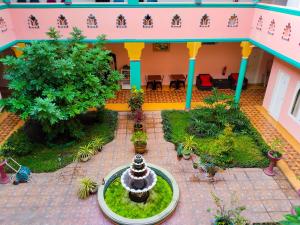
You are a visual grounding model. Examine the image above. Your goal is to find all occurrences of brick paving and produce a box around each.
[0,111,299,224]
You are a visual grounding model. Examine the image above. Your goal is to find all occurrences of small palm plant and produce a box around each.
[75,145,94,162]
[77,177,98,199]
[91,137,105,152]
[182,136,197,160]
[280,206,300,225]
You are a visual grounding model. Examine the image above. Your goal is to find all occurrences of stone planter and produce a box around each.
[263,150,282,176]
[183,154,190,160]
[134,143,147,154]
[80,156,91,162]
[90,186,98,195]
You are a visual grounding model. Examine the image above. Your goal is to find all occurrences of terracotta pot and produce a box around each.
[134,143,147,154]
[263,150,282,176]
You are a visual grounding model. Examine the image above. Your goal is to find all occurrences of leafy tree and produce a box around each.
[0,27,122,140]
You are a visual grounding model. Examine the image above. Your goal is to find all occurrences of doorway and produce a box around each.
[269,70,290,120]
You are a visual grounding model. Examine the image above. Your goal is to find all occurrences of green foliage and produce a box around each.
[204,88,233,106]
[128,86,144,113]
[90,137,105,152]
[105,176,172,219]
[210,192,249,225]
[2,110,117,172]
[0,27,122,140]
[182,135,197,155]
[74,144,94,162]
[189,89,251,138]
[131,131,148,145]
[77,177,98,199]
[207,125,234,168]
[269,138,284,158]
[161,110,269,168]
[280,206,300,225]
[0,129,33,156]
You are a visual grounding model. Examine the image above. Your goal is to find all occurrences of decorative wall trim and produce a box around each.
[2,38,299,69]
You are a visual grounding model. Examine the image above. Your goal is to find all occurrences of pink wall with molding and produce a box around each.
[263,58,300,142]
[106,42,245,85]
[0,9,16,48]
[10,8,252,40]
[251,8,300,63]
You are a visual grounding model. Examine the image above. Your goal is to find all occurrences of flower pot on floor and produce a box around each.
[263,150,282,176]
[214,218,233,225]
[134,123,143,132]
[134,143,147,154]
[183,154,190,160]
[0,160,9,184]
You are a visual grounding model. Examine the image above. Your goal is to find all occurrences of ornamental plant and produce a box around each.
[269,138,285,158]
[280,206,300,225]
[128,86,144,113]
[131,131,147,145]
[0,27,122,141]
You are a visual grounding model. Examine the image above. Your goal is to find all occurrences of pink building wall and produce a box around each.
[263,58,300,142]
[106,42,243,85]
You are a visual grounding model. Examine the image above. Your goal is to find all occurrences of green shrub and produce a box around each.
[0,129,33,156]
[208,125,234,168]
[131,131,148,145]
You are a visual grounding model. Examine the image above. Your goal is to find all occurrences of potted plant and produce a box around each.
[280,206,300,224]
[77,177,98,199]
[128,86,144,117]
[131,131,147,154]
[264,138,284,176]
[209,192,249,225]
[182,136,197,160]
[91,137,105,152]
[75,145,94,162]
[134,108,143,132]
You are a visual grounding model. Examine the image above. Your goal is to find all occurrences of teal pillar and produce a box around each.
[130,60,141,90]
[3,0,10,4]
[128,0,139,5]
[234,58,248,105]
[185,59,196,110]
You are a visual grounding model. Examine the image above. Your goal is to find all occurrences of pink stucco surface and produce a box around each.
[106,42,242,85]
[0,9,16,48]
[9,8,252,40]
[263,58,300,142]
[251,7,300,63]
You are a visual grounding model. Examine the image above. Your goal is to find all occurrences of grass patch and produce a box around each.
[3,110,117,173]
[162,110,269,168]
[105,176,173,219]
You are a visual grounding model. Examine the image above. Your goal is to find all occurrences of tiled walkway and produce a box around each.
[0,112,299,224]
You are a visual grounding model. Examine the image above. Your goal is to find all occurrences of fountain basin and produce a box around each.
[98,163,179,225]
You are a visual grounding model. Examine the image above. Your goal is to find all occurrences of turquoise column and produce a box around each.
[3,0,10,4]
[128,0,139,5]
[234,58,248,105]
[130,60,141,90]
[185,59,196,110]
[65,0,72,5]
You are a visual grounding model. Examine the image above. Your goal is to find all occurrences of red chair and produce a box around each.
[196,74,213,90]
[228,73,248,90]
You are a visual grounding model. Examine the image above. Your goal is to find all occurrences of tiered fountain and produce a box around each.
[98,154,179,225]
[121,154,157,203]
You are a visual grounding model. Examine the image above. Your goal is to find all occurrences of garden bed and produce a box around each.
[162,110,269,168]
[1,110,118,172]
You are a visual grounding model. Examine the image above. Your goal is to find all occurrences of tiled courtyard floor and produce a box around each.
[0,111,300,225]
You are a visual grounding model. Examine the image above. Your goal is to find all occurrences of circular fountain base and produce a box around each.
[129,191,149,203]
[98,163,179,225]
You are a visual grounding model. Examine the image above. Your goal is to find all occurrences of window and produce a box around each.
[291,87,300,120]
